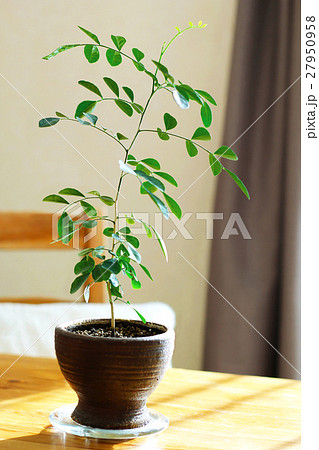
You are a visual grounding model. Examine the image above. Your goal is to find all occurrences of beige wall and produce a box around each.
[0,0,238,369]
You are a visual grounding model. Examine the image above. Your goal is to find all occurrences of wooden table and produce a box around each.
[0,354,300,449]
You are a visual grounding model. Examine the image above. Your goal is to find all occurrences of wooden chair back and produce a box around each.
[0,212,105,303]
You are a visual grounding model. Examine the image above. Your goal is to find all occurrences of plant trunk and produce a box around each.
[107,282,115,336]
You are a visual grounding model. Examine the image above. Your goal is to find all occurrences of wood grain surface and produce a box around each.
[0,212,105,303]
[0,354,300,449]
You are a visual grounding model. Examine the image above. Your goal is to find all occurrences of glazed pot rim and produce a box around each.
[55,318,174,342]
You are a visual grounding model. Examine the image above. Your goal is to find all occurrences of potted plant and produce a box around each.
[40,21,249,433]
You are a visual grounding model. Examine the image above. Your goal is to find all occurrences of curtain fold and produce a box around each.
[203,0,300,379]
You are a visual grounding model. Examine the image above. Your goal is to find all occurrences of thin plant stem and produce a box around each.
[139,129,214,155]
[105,80,159,333]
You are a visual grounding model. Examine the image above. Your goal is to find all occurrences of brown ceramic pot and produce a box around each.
[55,318,174,429]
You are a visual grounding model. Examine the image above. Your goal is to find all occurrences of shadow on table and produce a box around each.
[0,426,164,449]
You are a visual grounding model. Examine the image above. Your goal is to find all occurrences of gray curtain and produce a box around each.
[203,0,300,379]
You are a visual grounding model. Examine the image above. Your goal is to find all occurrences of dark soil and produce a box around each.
[68,322,164,338]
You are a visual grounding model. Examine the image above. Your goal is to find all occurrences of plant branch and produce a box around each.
[139,129,214,155]
[107,282,115,336]
[59,117,128,152]
[105,72,159,332]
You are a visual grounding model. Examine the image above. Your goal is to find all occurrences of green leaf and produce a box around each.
[75,100,96,118]
[192,127,211,141]
[143,223,152,239]
[78,26,100,44]
[92,246,105,258]
[136,163,151,175]
[114,100,133,117]
[58,188,85,197]
[83,113,98,125]
[92,264,110,282]
[84,284,90,302]
[140,264,153,280]
[178,84,203,104]
[126,244,141,263]
[140,181,157,195]
[163,193,182,219]
[106,48,122,66]
[82,219,97,228]
[110,284,122,298]
[133,307,146,323]
[186,140,198,157]
[201,102,212,127]
[103,227,114,237]
[164,113,177,131]
[152,60,174,82]
[172,88,189,109]
[39,118,60,128]
[214,146,238,161]
[141,158,161,170]
[103,77,119,97]
[87,190,100,196]
[42,44,81,60]
[126,301,146,323]
[101,258,122,274]
[157,128,170,141]
[78,80,102,98]
[109,273,119,287]
[84,44,99,63]
[132,60,145,72]
[116,243,129,258]
[135,170,165,192]
[119,160,136,175]
[125,235,139,248]
[223,168,250,199]
[144,70,158,82]
[70,273,90,294]
[126,217,135,225]
[154,171,178,187]
[76,117,91,126]
[209,154,222,176]
[150,225,168,261]
[132,48,144,61]
[55,112,68,118]
[111,35,126,51]
[43,194,69,204]
[74,256,95,275]
[99,196,114,206]
[145,189,169,219]
[57,211,74,244]
[80,200,97,217]
[112,231,124,242]
[122,86,134,102]
[116,132,128,140]
[131,278,141,289]
[119,226,131,234]
[195,89,217,106]
[78,247,94,256]
[132,103,144,114]
[127,159,138,166]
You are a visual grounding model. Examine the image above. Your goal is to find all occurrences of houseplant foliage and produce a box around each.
[41,22,249,335]
[41,22,249,431]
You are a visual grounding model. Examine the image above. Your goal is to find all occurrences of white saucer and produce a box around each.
[49,403,169,440]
